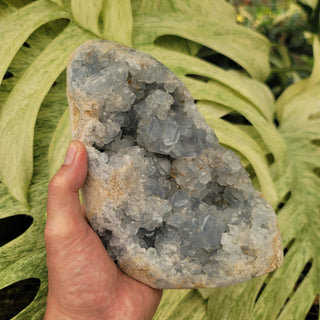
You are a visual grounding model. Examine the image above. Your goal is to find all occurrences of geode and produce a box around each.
[67,40,283,289]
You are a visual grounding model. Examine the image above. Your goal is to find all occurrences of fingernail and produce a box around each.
[64,142,77,165]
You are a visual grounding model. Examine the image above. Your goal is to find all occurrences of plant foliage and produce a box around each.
[0,0,319,319]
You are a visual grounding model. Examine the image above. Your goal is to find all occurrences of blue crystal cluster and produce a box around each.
[67,41,282,288]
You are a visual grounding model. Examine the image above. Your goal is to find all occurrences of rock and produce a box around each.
[67,40,283,289]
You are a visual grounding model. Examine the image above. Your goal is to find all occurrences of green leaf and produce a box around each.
[155,36,201,56]
[132,0,236,58]
[98,0,132,46]
[49,0,70,8]
[0,0,71,85]
[199,277,266,320]
[153,289,206,320]
[0,0,15,19]
[71,0,133,46]
[133,2,270,81]
[0,39,74,319]
[48,107,71,178]
[132,0,237,24]
[0,22,92,204]
[0,179,48,320]
[275,36,320,121]
[197,100,231,119]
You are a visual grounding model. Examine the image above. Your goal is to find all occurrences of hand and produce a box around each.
[44,141,162,320]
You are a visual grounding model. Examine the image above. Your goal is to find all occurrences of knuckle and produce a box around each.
[48,173,69,199]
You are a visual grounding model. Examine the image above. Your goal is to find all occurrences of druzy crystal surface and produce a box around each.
[67,40,283,289]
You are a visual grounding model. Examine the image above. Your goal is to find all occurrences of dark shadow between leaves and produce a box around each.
[283,238,295,257]
[276,259,313,319]
[221,112,252,126]
[311,139,320,147]
[3,71,14,80]
[255,239,296,304]
[185,74,210,83]
[0,278,41,320]
[276,191,292,213]
[266,153,275,166]
[313,167,320,177]
[306,295,319,320]
[293,260,313,293]
[0,215,33,247]
[254,282,267,303]
[196,45,244,71]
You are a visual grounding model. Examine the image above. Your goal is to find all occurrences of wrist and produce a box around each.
[44,303,75,320]
[44,298,104,320]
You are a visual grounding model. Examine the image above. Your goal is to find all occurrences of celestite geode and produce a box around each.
[67,40,283,289]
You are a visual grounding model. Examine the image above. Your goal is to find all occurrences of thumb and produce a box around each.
[45,140,88,247]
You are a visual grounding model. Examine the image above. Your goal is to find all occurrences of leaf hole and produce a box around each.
[254,282,267,303]
[266,153,275,166]
[293,260,313,293]
[0,278,40,320]
[311,139,320,147]
[197,46,244,71]
[98,1,107,36]
[277,260,313,319]
[277,297,290,318]
[306,295,319,320]
[0,215,33,247]
[185,74,210,83]
[276,191,291,212]
[3,71,14,80]
[242,162,256,180]
[98,14,104,35]
[313,167,320,177]
[221,112,252,125]
[283,238,295,257]
[5,18,70,87]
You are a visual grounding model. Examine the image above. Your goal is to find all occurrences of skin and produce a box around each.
[44,141,162,320]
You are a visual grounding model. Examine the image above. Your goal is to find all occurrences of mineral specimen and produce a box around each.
[67,40,283,289]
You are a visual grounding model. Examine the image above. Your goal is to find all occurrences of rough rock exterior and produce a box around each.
[67,40,283,289]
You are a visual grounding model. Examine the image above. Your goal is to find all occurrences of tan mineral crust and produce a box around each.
[67,40,283,289]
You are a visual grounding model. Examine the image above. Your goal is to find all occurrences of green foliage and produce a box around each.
[233,1,315,97]
[297,0,320,33]
[0,1,319,319]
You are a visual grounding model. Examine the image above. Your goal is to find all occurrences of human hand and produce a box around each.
[44,141,162,320]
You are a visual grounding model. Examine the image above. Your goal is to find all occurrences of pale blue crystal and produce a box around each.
[67,40,283,289]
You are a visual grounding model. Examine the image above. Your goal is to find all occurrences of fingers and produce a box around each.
[45,141,88,244]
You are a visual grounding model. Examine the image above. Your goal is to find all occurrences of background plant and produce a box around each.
[0,0,319,319]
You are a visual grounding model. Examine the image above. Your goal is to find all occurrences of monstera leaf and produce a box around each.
[0,0,319,319]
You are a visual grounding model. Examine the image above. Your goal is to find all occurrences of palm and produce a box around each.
[47,221,161,320]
